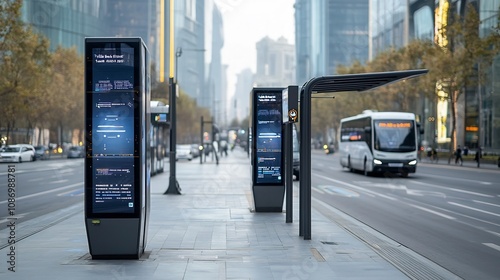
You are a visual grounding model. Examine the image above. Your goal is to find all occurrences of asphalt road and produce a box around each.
[0,158,84,244]
[311,150,500,280]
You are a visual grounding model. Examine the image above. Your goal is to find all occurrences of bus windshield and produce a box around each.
[373,120,416,152]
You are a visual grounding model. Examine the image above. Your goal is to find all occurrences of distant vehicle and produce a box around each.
[323,143,335,154]
[0,144,35,163]
[34,146,51,160]
[339,110,422,177]
[67,146,85,158]
[190,144,201,158]
[176,144,193,161]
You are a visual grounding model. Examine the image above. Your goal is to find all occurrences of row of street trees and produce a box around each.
[311,4,500,151]
[0,0,83,146]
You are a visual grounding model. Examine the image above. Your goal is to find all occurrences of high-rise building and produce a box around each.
[231,68,254,123]
[294,0,369,86]
[19,0,227,143]
[22,0,160,78]
[474,0,500,150]
[204,3,225,119]
[254,36,295,87]
[21,0,107,54]
[369,0,410,60]
[368,0,500,150]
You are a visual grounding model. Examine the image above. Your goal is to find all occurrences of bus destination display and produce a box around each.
[255,92,282,184]
[91,47,136,214]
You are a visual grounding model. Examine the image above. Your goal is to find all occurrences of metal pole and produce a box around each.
[200,116,204,164]
[300,79,320,240]
[285,122,293,223]
[165,77,181,194]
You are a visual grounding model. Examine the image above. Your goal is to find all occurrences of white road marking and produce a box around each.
[448,202,500,217]
[474,200,500,208]
[422,172,493,185]
[0,182,83,205]
[314,173,396,200]
[485,230,500,238]
[483,243,500,252]
[407,203,456,220]
[57,188,84,197]
[411,181,493,198]
[52,179,69,184]
[312,188,325,195]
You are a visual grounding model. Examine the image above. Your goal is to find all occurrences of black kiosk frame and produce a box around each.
[84,38,150,259]
[250,88,285,212]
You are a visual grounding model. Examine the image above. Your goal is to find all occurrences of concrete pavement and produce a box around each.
[1,149,461,279]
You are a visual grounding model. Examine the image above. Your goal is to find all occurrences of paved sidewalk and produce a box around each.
[1,149,454,279]
[418,154,499,170]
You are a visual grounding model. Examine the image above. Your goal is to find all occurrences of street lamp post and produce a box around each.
[175,47,182,82]
[165,76,181,194]
[165,47,205,195]
[175,47,205,84]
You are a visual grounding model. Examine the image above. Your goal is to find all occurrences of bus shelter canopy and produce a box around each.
[302,69,428,94]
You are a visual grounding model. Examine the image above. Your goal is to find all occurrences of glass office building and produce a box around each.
[368,0,500,151]
[478,0,500,150]
[294,0,369,86]
[21,0,106,54]
[21,0,159,75]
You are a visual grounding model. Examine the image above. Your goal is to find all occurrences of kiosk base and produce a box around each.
[252,185,285,212]
[86,218,145,259]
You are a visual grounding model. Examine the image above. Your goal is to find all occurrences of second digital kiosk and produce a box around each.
[84,37,150,259]
[250,88,285,212]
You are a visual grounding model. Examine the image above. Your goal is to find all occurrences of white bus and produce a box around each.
[339,110,422,177]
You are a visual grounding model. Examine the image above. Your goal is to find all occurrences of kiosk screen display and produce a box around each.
[254,91,283,185]
[90,46,137,214]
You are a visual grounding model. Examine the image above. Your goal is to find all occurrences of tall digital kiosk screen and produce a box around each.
[254,91,283,185]
[86,43,139,217]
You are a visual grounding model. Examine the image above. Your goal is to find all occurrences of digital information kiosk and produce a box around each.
[84,38,150,259]
[250,88,285,212]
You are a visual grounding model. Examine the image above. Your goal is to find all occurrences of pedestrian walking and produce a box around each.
[212,140,219,165]
[431,147,438,163]
[474,145,482,168]
[455,145,463,166]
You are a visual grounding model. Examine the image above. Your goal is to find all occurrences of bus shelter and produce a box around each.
[298,69,428,240]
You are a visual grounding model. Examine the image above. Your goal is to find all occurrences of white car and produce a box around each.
[176,144,193,161]
[0,144,36,163]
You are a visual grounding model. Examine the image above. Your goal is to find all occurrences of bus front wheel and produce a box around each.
[348,157,353,172]
[363,160,369,176]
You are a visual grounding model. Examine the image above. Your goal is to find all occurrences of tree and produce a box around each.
[46,47,84,145]
[144,71,218,145]
[0,0,51,144]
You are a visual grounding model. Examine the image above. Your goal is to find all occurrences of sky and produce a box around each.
[215,0,295,97]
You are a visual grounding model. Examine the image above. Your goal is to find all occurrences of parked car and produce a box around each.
[34,146,51,160]
[176,144,193,161]
[67,146,85,158]
[0,144,35,163]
